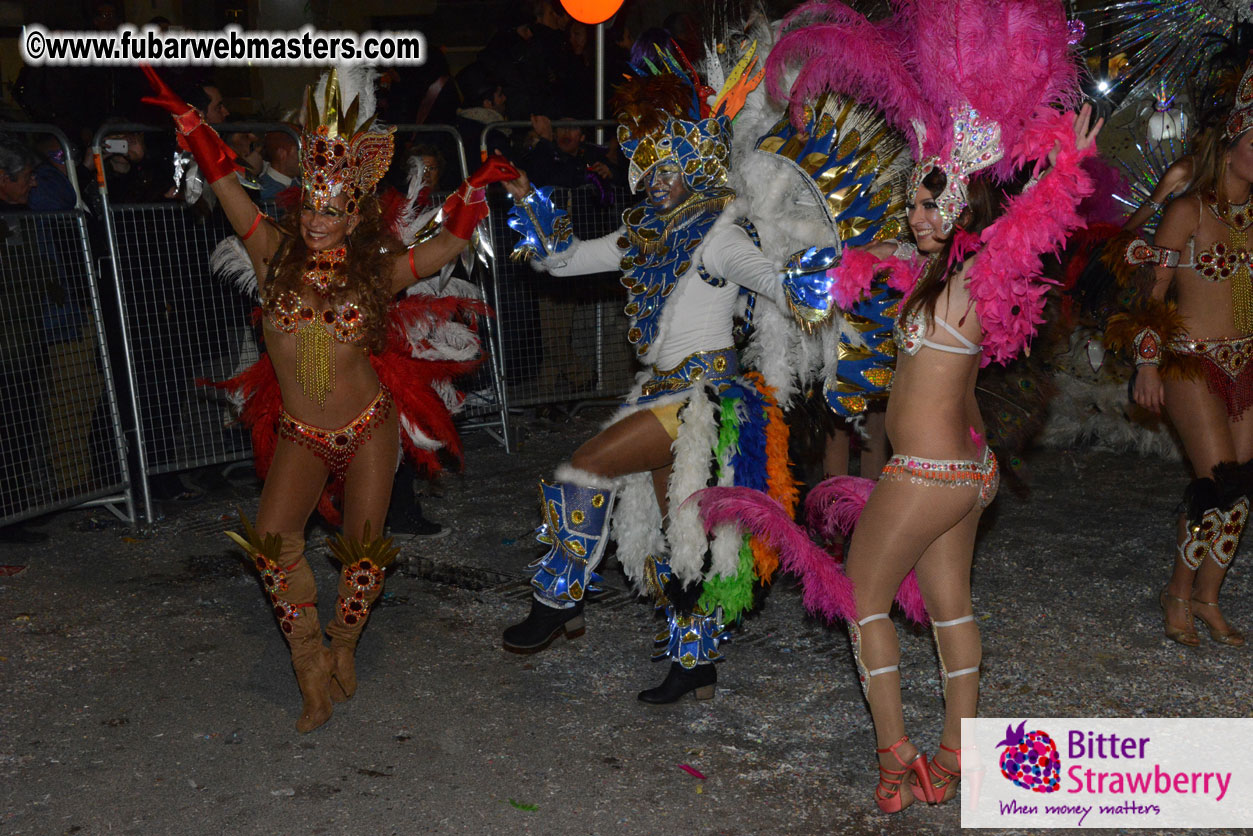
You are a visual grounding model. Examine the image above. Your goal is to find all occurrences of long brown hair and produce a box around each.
[902,168,1007,321]
[264,195,401,354]
[1187,126,1237,210]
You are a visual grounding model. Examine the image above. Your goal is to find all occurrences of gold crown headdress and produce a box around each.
[908,104,1004,233]
[301,67,395,215]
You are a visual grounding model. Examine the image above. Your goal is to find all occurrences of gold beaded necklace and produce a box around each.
[294,245,347,407]
[1212,194,1253,332]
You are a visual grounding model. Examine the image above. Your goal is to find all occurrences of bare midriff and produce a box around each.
[263,318,382,428]
[884,271,986,460]
[886,348,984,460]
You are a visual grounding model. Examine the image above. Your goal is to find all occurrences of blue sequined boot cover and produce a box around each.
[529,480,616,609]
[646,556,727,669]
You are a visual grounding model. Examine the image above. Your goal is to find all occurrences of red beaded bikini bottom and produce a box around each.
[277,387,392,479]
[1170,334,1253,419]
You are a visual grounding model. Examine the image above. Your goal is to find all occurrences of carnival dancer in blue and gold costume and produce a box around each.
[499,41,837,702]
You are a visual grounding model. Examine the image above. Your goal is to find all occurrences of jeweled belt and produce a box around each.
[638,348,739,403]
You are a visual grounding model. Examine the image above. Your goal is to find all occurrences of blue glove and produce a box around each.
[507,186,573,261]
[781,246,840,326]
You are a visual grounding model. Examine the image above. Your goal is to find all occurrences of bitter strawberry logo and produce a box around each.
[997,721,1061,793]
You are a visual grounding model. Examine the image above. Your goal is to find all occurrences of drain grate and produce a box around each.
[395,556,523,591]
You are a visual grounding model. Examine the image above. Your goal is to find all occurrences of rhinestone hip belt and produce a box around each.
[277,387,392,479]
[880,445,999,509]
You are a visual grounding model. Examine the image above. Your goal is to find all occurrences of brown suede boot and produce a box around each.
[325,523,399,702]
[227,514,333,733]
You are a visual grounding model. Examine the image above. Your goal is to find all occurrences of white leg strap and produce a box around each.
[865,663,900,678]
[945,666,980,679]
[856,613,898,678]
[933,614,975,628]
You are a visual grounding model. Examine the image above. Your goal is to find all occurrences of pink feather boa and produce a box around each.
[804,477,929,626]
[968,109,1096,366]
[828,247,925,308]
[692,486,858,623]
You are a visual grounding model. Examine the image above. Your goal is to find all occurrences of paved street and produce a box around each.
[1,410,1248,835]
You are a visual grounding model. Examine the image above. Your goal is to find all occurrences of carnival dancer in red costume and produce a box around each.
[698,0,1101,812]
[143,64,517,732]
[1107,62,1253,650]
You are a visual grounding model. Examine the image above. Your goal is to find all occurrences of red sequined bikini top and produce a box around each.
[263,245,370,344]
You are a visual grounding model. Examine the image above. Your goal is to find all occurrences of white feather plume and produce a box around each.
[311,64,379,131]
[210,236,259,300]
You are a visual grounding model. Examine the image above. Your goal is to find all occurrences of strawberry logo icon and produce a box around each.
[996,721,1061,793]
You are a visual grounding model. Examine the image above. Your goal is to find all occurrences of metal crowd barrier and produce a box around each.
[0,124,133,527]
[92,122,290,523]
[479,119,641,410]
[487,185,638,408]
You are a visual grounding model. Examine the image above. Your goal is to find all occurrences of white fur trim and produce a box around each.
[611,471,665,590]
[665,386,720,584]
[553,463,627,490]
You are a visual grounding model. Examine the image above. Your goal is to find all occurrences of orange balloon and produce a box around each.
[559,0,625,25]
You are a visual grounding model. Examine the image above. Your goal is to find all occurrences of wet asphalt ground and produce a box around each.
[1,408,1249,836]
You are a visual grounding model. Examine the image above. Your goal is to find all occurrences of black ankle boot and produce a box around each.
[637,661,717,704]
[502,599,585,654]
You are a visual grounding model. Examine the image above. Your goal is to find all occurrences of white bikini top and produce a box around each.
[894,307,982,357]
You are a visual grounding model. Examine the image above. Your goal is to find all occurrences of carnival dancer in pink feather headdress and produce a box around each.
[764,0,1103,812]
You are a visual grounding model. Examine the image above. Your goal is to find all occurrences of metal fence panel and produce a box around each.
[0,210,130,526]
[104,202,259,519]
[487,184,640,409]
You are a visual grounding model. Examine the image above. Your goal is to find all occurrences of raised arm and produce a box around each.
[141,65,280,268]
[1123,157,1194,232]
[390,155,519,292]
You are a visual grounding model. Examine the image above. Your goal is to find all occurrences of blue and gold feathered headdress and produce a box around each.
[612,40,764,193]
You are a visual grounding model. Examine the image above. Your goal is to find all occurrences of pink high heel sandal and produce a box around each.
[876,736,936,812]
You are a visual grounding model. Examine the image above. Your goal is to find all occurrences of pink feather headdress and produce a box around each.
[768,0,1094,365]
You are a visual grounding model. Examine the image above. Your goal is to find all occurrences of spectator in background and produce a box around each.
[0,143,37,208]
[455,71,512,164]
[99,132,168,204]
[258,129,300,203]
[504,0,572,121]
[177,79,230,125]
[562,21,597,118]
[223,130,265,193]
[482,6,534,76]
[28,137,77,212]
[409,144,445,210]
[520,115,619,192]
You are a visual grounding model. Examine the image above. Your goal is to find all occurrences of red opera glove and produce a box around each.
[441,155,520,240]
[140,64,241,185]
